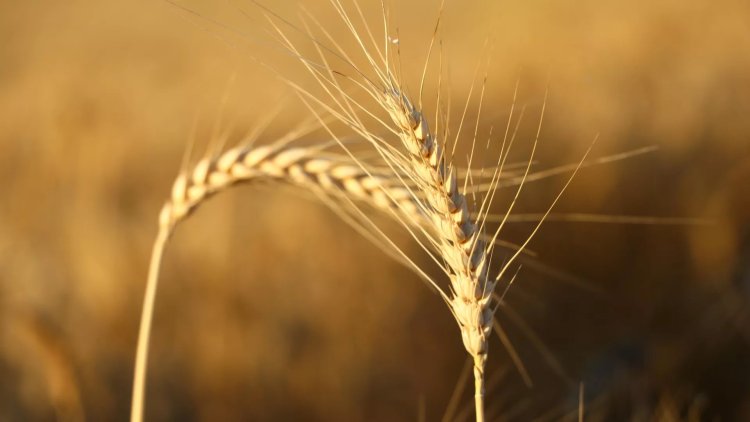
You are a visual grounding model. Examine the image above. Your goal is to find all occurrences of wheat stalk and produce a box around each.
[131,140,428,422]
[262,3,500,417]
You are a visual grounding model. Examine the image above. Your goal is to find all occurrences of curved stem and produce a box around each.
[131,226,171,422]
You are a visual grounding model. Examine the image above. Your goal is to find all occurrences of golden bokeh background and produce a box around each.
[1,0,749,420]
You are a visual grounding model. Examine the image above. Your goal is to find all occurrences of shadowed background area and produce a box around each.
[1,0,749,420]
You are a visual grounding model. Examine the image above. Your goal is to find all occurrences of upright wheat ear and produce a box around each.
[131,143,419,422]
[382,89,493,421]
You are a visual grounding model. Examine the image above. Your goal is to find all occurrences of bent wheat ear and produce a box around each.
[131,141,422,422]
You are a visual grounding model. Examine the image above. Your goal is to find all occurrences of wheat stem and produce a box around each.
[131,226,170,422]
[474,362,486,422]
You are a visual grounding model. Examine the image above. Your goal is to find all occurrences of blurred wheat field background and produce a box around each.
[1,0,749,420]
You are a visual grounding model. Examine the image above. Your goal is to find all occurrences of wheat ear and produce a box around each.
[131,141,422,422]
[380,88,494,421]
